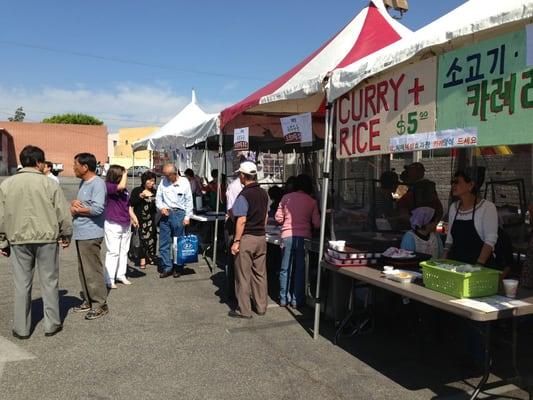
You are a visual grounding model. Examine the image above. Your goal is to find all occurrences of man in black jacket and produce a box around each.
[229,161,269,319]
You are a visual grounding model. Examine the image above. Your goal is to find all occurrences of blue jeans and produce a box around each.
[279,236,306,306]
[159,209,185,273]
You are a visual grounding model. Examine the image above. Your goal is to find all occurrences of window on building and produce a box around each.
[113,140,117,147]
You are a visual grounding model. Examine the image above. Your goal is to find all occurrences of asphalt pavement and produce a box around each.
[0,177,531,399]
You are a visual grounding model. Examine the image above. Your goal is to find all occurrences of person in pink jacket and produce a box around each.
[275,174,320,308]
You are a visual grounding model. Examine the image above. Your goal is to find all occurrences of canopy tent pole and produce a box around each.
[313,103,334,340]
[212,132,224,273]
[132,151,136,188]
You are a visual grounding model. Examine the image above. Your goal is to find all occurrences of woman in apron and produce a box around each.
[444,170,498,265]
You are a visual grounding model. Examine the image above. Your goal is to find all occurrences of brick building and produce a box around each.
[0,121,108,176]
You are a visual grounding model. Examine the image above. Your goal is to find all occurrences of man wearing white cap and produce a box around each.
[229,161,269,318]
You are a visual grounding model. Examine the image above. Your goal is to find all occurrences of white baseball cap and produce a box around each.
[235,161,257,175]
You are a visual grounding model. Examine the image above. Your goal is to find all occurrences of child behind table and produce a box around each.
[400,206,443,258]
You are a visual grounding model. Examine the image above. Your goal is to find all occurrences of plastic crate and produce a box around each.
[420,259,500,298]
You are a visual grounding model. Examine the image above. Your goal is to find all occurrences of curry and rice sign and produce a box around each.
[437,28,533,146]
[335,57,437,158]
[334,26,533,159]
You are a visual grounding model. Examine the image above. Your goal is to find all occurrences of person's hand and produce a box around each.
[70,206,78,216]
[71,200,83,208]
[141,189,152,198]
[132,217,139,229]
[231,241,240,255]
[58,238,70,248]
[161,208,170,217]
[183,218,190,226]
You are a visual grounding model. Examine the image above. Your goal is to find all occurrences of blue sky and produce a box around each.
[0,0,467,131]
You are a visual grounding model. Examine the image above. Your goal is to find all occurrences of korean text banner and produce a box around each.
[234,127,249,151]
[336,57,437,159]
[389,128,478,153]
[437,28,533,146]
[280,112,313,145]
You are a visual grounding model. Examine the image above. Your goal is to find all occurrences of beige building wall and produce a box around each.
[109,126,159,168]
[108,132,119,162]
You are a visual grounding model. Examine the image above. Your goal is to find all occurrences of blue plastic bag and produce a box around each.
[174,235,199,265]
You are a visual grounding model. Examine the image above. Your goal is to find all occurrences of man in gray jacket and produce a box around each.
[0,145,72,339]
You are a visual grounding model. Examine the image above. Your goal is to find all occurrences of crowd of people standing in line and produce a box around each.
[3,145,531,337]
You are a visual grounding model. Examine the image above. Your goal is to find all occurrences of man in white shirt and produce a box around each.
[44,161,59,184]
[156,163,193,278]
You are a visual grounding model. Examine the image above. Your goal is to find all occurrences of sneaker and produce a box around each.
[117,278,132,285]
[85,305,109,320]
[72,302,91,313]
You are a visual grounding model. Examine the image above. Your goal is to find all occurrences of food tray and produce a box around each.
[324,253,377,267]
[420,259,500,298]
[327,248,380,260]
[383,269,422,284]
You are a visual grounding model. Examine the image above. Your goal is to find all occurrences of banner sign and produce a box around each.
[389,128,478,153]
[280,112,313,144]
[336,57,437,158]
[233,127,249,151]
[437,28,533,146]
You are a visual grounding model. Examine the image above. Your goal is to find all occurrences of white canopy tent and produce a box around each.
[327,0,533,101]
[132,90,220,152]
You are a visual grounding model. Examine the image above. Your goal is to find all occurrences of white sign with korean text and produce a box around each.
[389,127,478,153]
[233,127,249,151]
[280,112,313,145]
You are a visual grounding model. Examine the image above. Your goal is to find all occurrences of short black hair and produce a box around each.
[75,153,97,172]
[141,170,157,187]
[184,168,194,178]
[242,172,256,181]
[295,174,314,195]
[454,167,486,194]
[211,169,218,178]
[20,145,45,167]
[45,160,54,169]
[268,185,284,202]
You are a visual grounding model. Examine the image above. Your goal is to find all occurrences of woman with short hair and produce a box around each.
[444,168,498,265]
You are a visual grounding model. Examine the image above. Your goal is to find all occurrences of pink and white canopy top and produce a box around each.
[221,0,411,129]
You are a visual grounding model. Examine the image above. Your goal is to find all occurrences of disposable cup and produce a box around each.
[383,266,394,272]
[503,279,519,298]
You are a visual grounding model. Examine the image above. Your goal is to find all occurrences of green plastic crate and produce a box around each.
[420,259,501,298]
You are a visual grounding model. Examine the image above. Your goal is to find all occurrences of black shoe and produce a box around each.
[72,302,91,313]
[173,270,182,278]
[44,325,63,337]
[228,310,252,319]
[159,271,173,278]
[85,304,109,320]
[12,330,30,340]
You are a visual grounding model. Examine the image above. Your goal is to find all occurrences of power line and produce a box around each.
[0,40,268,83]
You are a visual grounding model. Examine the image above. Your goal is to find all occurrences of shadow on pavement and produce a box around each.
[30,289,83,333]
[306,290,533,399]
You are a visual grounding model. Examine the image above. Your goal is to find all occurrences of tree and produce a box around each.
[42,113,103,125]
[8,107,25,122]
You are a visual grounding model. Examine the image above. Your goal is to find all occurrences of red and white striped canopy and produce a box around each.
[221,0,411,131]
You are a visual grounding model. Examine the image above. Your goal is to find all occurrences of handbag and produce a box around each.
[174,234,199,265]
[128,228,142,263]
